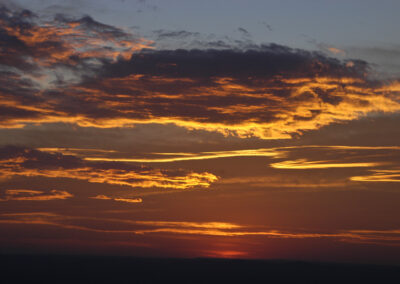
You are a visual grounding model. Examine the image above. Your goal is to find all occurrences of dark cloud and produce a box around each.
[237,27,251,37]
[101,46,368,79]
[261,21,273,32]
[153,29,200,40]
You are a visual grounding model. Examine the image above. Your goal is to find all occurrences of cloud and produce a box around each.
[267,145,400,183]
[91,194,143,203]
[0,189,73,201]
[1,212,400,245]
[1,6,400,140]
[0,6,151,69]
[350,170,400,182]
[270,159,383,169]
[0,145,218,189]
[237,27,251,37]
[153,29,200,40]
[5,49,400,139]
[261,21,273,32]
[327,47,346,56]
[80,148,283,163]
[219,176,347,188]
[37,145,400,187]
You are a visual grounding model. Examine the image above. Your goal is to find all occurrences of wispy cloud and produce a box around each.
[0,6,151,70]
[0,146,218,189]
[1,212,400,246]
[91,195,143,203]
[0,189,73,201]
[270,159,383,169]
[351,170,400,182]
[83,148,283,163]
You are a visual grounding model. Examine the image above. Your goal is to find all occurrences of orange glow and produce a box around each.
[203,250,249,259]
[134,221,242,230]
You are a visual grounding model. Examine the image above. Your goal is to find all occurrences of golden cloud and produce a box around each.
[0,146,218,189]
[91,195,143,203]
[0,189,73,201]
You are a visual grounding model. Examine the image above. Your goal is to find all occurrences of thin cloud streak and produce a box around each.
[351,170,400,182]
[0,189,73,201]
[91,195,143,203]
[1,212,400,245]
[41,145,400,164]
[84,149,283,163]
[270,159,384,169]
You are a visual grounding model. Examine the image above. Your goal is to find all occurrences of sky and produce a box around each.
[1,0,400,264]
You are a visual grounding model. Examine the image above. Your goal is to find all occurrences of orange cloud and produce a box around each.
[270,159,383,169]
[0,146,218,189]
[327,47,346,55]
[91,195,143,203]
[2,75,400,139]
[1,12,152,68]
[2,10,400,140]
[0,189,73,201]
[83,148,283,163]
[351,170,400,182]
[2,8,400,142]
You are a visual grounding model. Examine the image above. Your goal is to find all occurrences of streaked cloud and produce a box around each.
[91,195,143,203]
[267,146,400,184]
[133,221,241,230]
[0,189,72,201]
[351,170,400,182]
[39,145,400,164]
[0,146,218,189]
[1,212,400,246]
[270,159,383,169]
[219,176,348,188]
[83,148,283,163]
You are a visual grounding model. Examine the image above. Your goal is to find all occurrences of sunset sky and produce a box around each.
[1,0,400,264]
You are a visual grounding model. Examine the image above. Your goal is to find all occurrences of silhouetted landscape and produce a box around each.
[1,254,400,284]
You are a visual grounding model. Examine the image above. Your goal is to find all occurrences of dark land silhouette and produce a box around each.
[1,254,400,283]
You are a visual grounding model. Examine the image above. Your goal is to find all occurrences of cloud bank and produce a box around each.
[1,6,400,139]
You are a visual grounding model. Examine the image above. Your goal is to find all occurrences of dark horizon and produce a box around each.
[1,254,400,283]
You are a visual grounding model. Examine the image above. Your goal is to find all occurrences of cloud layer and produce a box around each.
[1,212,400,246]
[1,6,400,139]
[0,146,217,189]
